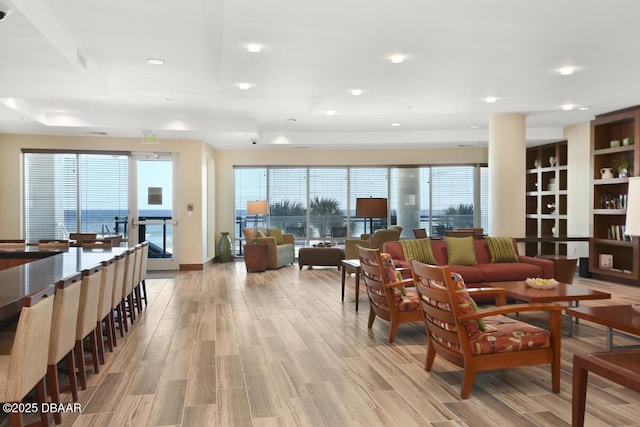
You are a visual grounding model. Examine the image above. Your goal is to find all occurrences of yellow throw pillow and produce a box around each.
[400,238,437,265]
[445,236,478,266]
[267,228,285,245]
[256,230,265,237]
[485,236,519,263]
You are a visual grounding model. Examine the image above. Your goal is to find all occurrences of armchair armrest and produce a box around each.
[459,303,563,322]
[283,233,295,245]
[385,278,414,289]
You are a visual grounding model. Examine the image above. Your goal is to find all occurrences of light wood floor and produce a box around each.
[20,262,640,426]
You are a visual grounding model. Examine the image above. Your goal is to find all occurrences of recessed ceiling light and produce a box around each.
[351,89,363,96]
[55,109,67,113]
[390,54,405,64]
[391,123,400,127]
[325,110,336,116]
[162,98,175,103]
[146,58,164,65]
[247,43,262,53]
[485,97,498,103]
[286,118,296,122]
[559,67,574,76]
[238,82,252,90]
[562,104,575,111]
[578,106,591,111]
[471,125,479,129]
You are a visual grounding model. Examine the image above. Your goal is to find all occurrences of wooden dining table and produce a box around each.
[0,247,128,328]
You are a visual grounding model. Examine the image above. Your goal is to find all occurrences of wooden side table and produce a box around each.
[341,259,362,311]
[572,350,640,426]
[243,244,269,272]
[536,254,578,284]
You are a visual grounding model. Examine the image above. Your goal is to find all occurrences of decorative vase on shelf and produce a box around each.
[600,168,614,179]
[619,168,628,179]
[217,232,232,263]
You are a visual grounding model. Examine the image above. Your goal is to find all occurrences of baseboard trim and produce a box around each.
[179,263,204,271]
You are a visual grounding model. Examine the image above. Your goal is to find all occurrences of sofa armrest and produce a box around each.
[283,233,295,245]
[345,238,369,259]
[518,255,554,278]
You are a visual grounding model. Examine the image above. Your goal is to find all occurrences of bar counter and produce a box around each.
[0,247,128,327]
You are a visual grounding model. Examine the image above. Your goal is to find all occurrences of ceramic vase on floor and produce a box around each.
[217,232,232,262]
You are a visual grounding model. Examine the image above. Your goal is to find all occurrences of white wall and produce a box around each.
[565,122,592,257]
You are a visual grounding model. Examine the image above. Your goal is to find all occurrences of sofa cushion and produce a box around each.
[476,262,544,282]
[256,230,265,237]
[448,265,485,283]
[400,239,437,265]
[267,228,285,245]
[486,237,519,263]
[445,236,478,266]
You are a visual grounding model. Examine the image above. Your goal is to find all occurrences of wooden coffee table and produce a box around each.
[491,281,611,336]
[572,350,640,427]
[565,305,640,350]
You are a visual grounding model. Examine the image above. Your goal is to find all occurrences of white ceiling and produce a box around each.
[1,0,640,150]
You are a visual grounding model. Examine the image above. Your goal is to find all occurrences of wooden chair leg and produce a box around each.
[96,323,106,365]
[89,330,100,374]
[425,341,436,371]
[141,279,147,306]
[134,286,142,314]
[460,367,477,399]
[47,365,62,425]
[388,321,399,343]
[9,407,24,427]
[127,294,136,322]
[109,311,118,347]
[367,309,376,328]
[74,340,87,390]
[36,377,49,427]
[66,351,78,402]
[104,317,114,352]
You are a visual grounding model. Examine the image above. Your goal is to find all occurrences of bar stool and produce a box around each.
[132,244,143,314]
[38,239,70,250]
[117,248,136,334]
[81,239,113,250]
[47,274,82,425]
[122,247,138,326]
[75,266,103,390]
[0,285,55,427]
[136,241,149,309]
[0,239,26,250]
[96,258,116,363]
[111,253,127,339]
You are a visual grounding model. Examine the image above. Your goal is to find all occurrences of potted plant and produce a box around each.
[616,154,632,178]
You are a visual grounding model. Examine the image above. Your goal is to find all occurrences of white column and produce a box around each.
[396,168,421,236]
[488,114,526,237]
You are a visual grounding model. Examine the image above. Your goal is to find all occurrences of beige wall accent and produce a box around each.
[0,134,217,268]
[488,114,526,237]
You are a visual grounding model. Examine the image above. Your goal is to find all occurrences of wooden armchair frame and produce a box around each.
[356,246,422,343]
[409,260,562,399]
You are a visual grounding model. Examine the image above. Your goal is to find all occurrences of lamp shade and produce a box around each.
[247,201,268,215]
[625,177,640,236]
[355,197,387,218]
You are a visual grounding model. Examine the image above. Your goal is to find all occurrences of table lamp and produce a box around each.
[624,177,640,313]
[355,197,387,235]
[247,200,268,244]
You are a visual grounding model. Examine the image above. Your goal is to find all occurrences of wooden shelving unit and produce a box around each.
[525,141,568,256]
[589,107,640,282]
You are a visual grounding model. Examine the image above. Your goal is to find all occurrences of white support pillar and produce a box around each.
[488,114,526,237]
